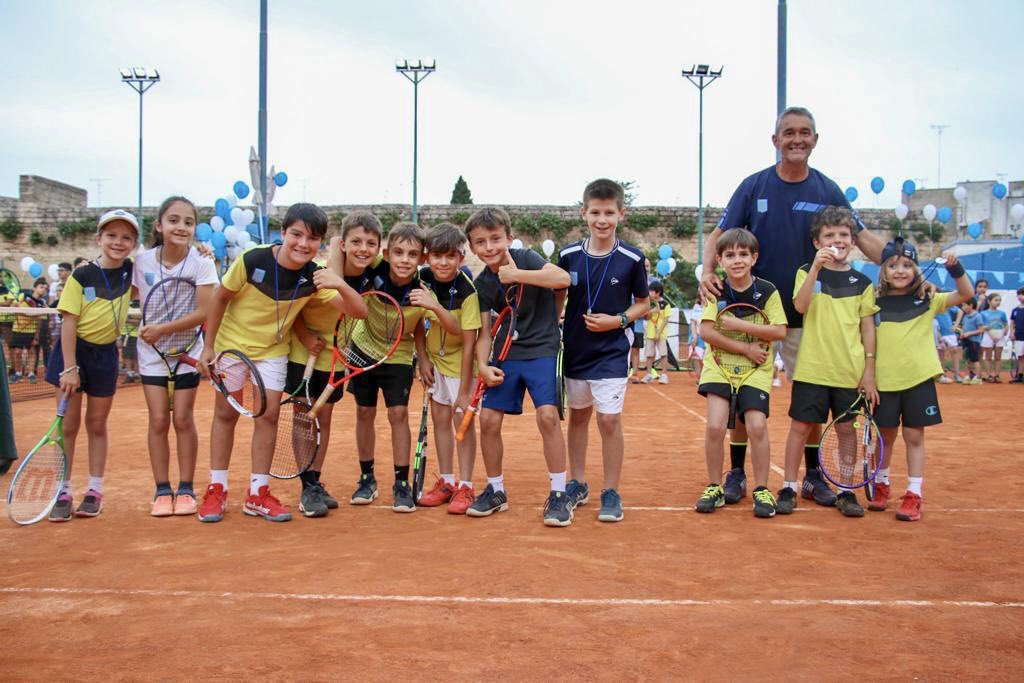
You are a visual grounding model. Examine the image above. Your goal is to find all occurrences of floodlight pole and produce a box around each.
[777,0,787,163]
[121,69,160,222]
[682,66,723,265]
[258,0,269,243]
[396,60,436,224]
[930,123,950,187]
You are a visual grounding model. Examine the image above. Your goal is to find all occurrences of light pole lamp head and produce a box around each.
[119,68,133,80]
[146,68,160,81]
[132,67,147,79]
[695,64,710,75]
[395,59,409,71]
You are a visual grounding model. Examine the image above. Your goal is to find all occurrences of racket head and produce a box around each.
[489,305,516,363]
[989,327,1005,341]
[270,398,320,479]
[142,277,202,357]
[334,290,404,372]
[711,303,770,383]
[210,349,267,418]
[818,404,883,491]
[412,389,430,499]
[556,343,566,420]
[7,397,69,525]
[0,268,20,294]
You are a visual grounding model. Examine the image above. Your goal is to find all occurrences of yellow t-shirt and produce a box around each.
[875,292,949,392]
[645,300,670,341]
[419,268,481,378]
[12,298,42,334]
[287,291,340,372]
[57,261,134,345]
[365,262,427,367]
[698,278,787,393]
[792,265,878,389]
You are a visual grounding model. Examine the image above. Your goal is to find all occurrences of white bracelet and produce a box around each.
[59,365,80,377]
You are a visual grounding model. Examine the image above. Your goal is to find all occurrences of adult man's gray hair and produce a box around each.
[774,106,816,135]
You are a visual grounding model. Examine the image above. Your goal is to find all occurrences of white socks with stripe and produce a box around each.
[549,471,566,493]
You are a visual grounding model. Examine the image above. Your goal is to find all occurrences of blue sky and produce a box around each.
[0,0,1021,210]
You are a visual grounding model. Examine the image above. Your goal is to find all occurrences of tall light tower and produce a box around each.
[681,65,723,265]
[120,67,160,222]
[930,123,950,187]
[395,59,436,224]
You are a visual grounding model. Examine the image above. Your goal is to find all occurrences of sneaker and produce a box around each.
[392,481,416,512]
[598,488,623,522]
[752,487,777,518]
[776,487,797,515]
[723,468,747,504]
[27,372,37,384]
[1009,375,1024,384]
[771,377,782,387]
[299,483,329,518]
[836,491,865,518]
[967,377,983,385]
[565,478,590,508]
[173,492,197,516]
[658,374,669,385]
[198,483,228,522]
[350,475,378,505]
[244,485,292,522]
[543,490,573,527]
[938,375,953,384]
[466,484,509,517]
[11,372,21,383]
[151,494,174,517]
[447,484,476,515]
[867,482,891,511]
[695,484,725,513]
[418,477,456,507]
[896,491,923,522]
[955,374,967,383]
[75,489,103,517]
[801,469,837,507]
[49,493,73,522]
[321,484,339,509]
[640,373,653,384]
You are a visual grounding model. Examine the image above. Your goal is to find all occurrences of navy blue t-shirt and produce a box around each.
[718,165,863,328]
[558,239,649,379]
[1012,305,1024,339]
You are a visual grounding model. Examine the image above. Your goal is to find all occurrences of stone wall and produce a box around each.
[18,175,87,208]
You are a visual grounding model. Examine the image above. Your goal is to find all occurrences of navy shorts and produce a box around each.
[285,360,344,405]
[347,362,414,408]
[482,356,558,415]
[46,336,119,398]
[874,379,942,429]
[9,332,34,349]
[122,336,138,360]
[698,382,770,421]
[961,338,980,363]
[788,381,860,424]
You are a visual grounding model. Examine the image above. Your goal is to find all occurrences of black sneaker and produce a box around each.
[802,468,837,507]
[48,493,73,522]
[836,491,865,518]
[321,485,339,509]
[466,484,509,517]
[565,478,590,508]
[299,483,329,518]
[752,487,777,518]
[695,484,725,513]
[723,468,747,504]
[392,481,416,513]
[776,487,797,515]
[350,475,378,505]
[543,490,573,527]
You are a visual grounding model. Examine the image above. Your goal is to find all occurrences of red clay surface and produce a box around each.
[1,374,1022,680]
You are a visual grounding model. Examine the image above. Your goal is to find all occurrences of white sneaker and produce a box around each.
[772,377,782,387]
[640,374,654,384]
[938,375,953,384]
[658,374,669,385]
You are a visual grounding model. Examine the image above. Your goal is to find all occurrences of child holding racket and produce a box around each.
[133,196,218,517]
[414,222,482,514]
[45,209,138,521]
[871,240,973,521]
[463,208,572,526]
[197,203,365,523]
[780,206,878,518]
[979,292,1007,382]
[695,228,787,517]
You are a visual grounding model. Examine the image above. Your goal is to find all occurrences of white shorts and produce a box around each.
[429,372,463,407]
[691,345,705,360]
[644,337,667,358]
[136,336,205,377]
[980,333,1005,349]
[219,353,287,393]
[565,377,628,415]
[940,334,959,349]
[780,327,802,379]
[1015,340,1024,357]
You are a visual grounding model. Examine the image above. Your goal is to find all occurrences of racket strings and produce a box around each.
[271,401,318,477]
[338,295,402,366]
[9,442,63,522]
[712,309,767,377]
[216,353,260,413]
[820,416,869,489]
[145,280,199,355]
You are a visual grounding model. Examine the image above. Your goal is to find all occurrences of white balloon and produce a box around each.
[894,204,909,220]
[953,186,968,202]
[510,238,523,249]
[694,263,704,280]
[241,209,255,226]
[922,204,937,221]
[541,239,555,257]
[20,256,34,272]
[667,257,677,273]
[210,216,225,232]
[225,195,238,209]
[228,245,242,259]
[229,207,244,227]
[224,225,238,243]
[1011,204,1024,221]
[47,263,59,279]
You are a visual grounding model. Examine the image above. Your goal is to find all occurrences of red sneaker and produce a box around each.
[447,484,476,515]
[867,482,891,511]
[896,491,923,522]
[244,485,292,522]
[198,484,228,523]
[418,478,456,507]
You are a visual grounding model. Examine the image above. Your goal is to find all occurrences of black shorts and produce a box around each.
[788,381,860,424]
[631,332,644,349]
[347,362,414,408]
[9,332,35,349]
[140,372,201,390]
[122,337,138,360]
[285,360,344,405]
[874,379,942,429]
[961,338,980,362]
[45,336,119,397]
[698,382,770,421]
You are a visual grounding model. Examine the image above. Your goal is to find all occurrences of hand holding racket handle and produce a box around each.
[310,382,334,418]
[455,404,477,442]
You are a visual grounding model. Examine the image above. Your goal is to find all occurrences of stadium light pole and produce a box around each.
[120,67,160,223]
[681,64,723,265]
[395,59,436,224]
[930,123,950,188]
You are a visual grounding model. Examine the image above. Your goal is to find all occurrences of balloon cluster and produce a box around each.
[655,244,677,277]
[18,256,61,281]
[193,177,283,261]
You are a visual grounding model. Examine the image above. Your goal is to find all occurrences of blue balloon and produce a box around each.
[273,171,288,187]
[993,183,1008,199]
[657,244,672,260]
[211,232,227,249]
[967,222,983,239]
[246,224,260,238]
[845,186,858,202]
[28,262,42,278]
[902,179,916,196]
[214,198,230,220]
[936,207,953,224]
[870,176,885,194]
[233,181,250,199]
[656,259,670,276]
[195,223,213,242]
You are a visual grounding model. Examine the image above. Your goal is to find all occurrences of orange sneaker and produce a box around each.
[896,491,922,522]
[151,494,174,517]
[447,484,476,515]
[867,482,891,511]
[173,492,198,516]
[244,485,292,522]
[418,478,456,507]
[198,484,228,523]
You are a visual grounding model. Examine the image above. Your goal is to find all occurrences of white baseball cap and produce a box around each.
[96,209,140,237]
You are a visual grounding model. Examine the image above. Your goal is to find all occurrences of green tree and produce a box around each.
[450,176,473,205]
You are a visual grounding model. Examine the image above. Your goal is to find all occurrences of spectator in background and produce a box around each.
[49,262,72,301]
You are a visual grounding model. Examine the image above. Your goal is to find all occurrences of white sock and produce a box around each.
[875,467,891,485]
[87,476,103,494]
[907,477,923,496]
[549,471,567,492]
[60,480,72,496]
[250,473,270,495]
[487,475,505,493]
[441,473,456,486]
[784,480,798,492]
[210,469,229,489]
[459,480,473,490]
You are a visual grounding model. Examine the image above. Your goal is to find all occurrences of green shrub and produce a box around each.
[449,210,470,227]
[378,210,403,236]
[512,213,540,238]
[625,213,660,233]
[0,218,23,240]
[57,218,95,238]
[46,234,59,246]
[671,216,698,238]
[29,230,44,246]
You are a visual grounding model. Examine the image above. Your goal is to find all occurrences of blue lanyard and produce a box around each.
[95,262,128,333]
[584,239,617,314]
[273,247,304,342]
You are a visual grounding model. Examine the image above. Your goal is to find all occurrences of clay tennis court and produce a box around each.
[1,376,1021,680]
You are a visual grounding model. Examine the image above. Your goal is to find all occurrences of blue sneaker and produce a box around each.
[723,468,747,504]
[598,488,623,522]
[466,484,509,517]
[802,468,837,507]
[565,478,590,508]
[543,490,573,527]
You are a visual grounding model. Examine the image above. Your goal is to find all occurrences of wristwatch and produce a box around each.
[619,313,629,329]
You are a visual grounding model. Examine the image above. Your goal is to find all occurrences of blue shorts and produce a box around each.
[482,356,558,415]
[45,336,119,398]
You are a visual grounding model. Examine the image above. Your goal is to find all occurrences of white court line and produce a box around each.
[1,586,1020,609]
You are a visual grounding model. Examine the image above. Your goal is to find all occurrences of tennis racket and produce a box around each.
[710,302,771,429]
[818,393,885,498]
[988,326,1005,342]
[309,290,404,417]
[7,392,70,525]
[555,340,566,420]
[456,283,522,442]
[205,349,268,418]
[412,381,430,501]
[142,276,203,411]
[0,268,20,294]
[271,355,320,479]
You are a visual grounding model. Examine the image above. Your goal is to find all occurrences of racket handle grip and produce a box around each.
[310,383,333,418]
[455,407,475,443]
[302,354,317,380]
